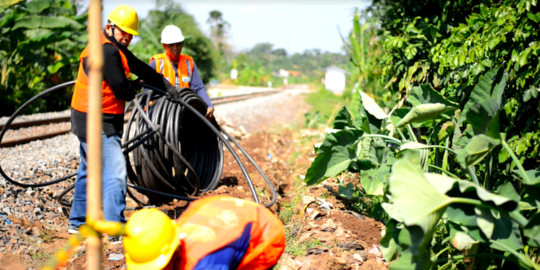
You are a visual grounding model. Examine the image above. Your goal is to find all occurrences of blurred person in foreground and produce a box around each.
[123,196,286,270]
[69,5,180,235]
[149,25,214,120]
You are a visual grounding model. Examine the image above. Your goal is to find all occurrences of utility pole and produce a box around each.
[87,0,103,269]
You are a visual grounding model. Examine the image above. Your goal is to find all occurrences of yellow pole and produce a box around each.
[87,0,103,269]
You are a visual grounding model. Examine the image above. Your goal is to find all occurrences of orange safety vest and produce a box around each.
[149,53,194,88]
[71,32,131,115]
[176,196,286,270]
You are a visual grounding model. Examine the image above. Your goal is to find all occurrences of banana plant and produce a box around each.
[0,0,87,116]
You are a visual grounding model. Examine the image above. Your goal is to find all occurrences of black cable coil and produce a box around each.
[0,81,277,209]
[125,87,223,203]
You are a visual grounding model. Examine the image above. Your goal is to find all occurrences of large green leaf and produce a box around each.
[522,185,540,208]
[457,134,499,167]
[389,249,432,270]
[464,97,500,140]
[388,158,449,231]
[359,90,387,120]
[360,168,384,195]
[396,103,455,128]
[460,68,499,124]
[475,206,494,238]
[356,137,379,168]
[425,173,518,211]
[333,106,355,130]
[18,31,72,50]
[452,124,474,152]
[380,219,399,262]
[390,107,411,126]
[304,129,363,185]
[492,71,508,108]
[0,0,23,8]
[524,212,540,247]
[490,214,523,251]
[408,84,458,107]
[513,169,540,186]
[12,16,84,30]
[446,205,478,227]
[452,231,479,252]
[26,0,61,13]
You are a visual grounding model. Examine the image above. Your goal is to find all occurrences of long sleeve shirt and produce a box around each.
[149,58,213,108]
[71,32,169,140]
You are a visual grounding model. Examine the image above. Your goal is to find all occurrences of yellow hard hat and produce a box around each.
[123,209,181,270]
[107,5,139,35]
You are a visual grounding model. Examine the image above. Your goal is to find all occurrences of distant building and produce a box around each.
[323,65,348,93]
[279,69,290,78]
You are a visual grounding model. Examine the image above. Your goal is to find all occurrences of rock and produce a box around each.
[310,210,320,220]
[302,195,315,205]
[354,250,368,262]
[0,253,26,270]
[334,256,347,265]
[32,227,40,237]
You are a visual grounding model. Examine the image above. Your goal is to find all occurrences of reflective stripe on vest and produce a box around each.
[176,196,286,270]
[71,32,131,114]
[149,53,194,88]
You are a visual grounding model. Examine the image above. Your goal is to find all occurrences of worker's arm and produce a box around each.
[118,48,179,100]
[120,49,167,91]
[102,44,138,101]
[190,62,213,108]
[190,62,214,120]
[149,59,156,70]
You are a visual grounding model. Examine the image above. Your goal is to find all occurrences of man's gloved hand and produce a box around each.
[163,78,180,101]
[131,80,142,90]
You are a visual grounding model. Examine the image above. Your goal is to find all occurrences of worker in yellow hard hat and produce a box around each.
[69,5,181,238]
[123,196,286,270]
[148,25,214,120]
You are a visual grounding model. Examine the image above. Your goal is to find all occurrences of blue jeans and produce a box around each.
[69,133,127,228]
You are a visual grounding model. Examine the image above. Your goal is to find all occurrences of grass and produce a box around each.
[278,175,306,225]
[39,228,55,242]
[305,86,348,127]
[285,238,325,257]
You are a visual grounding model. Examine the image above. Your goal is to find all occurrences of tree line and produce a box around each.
[0,0,348,117]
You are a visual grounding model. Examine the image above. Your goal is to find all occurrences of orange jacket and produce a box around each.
[149,53,194,88]
[71,32,131,115]
[176,196,285,270]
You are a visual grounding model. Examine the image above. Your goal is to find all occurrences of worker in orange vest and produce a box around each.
[123,196,286,270]
[149,25,214,120]
[69,5,180,236]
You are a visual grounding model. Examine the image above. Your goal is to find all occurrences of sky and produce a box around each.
[96,0,369,55]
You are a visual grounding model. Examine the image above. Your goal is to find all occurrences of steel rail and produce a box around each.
[0,90,280,131]
[0,89,282,147]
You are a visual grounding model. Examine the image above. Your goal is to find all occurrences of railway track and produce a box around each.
[0,89,281,147]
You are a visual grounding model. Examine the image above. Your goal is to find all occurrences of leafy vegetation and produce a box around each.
[305,1,540,269]
[224,43,349,87]
[131,0,220,84]
[0,0,87,116]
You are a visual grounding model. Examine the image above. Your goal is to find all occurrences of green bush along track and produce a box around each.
[304,1,540,269]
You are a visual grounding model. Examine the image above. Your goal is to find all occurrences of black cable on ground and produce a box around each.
[0,81,277,209]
